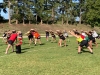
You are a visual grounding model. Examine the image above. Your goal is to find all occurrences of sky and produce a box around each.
[0,0,9,19]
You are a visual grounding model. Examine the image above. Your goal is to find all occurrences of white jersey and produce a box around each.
[92,31,98,38]
[81,32,87,37]
[63,32,68,37]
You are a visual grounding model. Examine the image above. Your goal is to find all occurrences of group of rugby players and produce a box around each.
[2,30,23,54]
[69,29,98,54]
[2,28,99,54]
[45,29,98,54]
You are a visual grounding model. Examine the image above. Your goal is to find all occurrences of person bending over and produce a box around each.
[5,30,18,54]
[69,31,93,54]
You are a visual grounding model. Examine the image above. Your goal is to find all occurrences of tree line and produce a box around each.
[0,0,100,27]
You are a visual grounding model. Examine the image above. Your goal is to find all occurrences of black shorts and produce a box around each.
[28,35,33,40]
[46,34,49,36]
[59,35,65,40]
[61,37,65,40]
[92,38,96,43]
[8,40,14,45]
[80,40,89,47]
[46,35,49,38]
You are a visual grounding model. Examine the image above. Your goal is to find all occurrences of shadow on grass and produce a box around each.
[21,48,30,50]
[40,43,45,45]
[22,42,30,45]
[0,43,7,46]
[14,47,31,54]
[81,47,92,53]
[16,51,27,54]
[62,45,68,47]
[81,49,90,53]
[6,43,46,54]
[97,42,100,44]
[76,47,92,53]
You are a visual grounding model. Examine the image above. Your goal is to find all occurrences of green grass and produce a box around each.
[0,37,100,75]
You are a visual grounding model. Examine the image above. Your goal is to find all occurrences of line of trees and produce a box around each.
[0,0,100,27]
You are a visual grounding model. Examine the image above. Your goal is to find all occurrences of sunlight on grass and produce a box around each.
[0,37,100,75]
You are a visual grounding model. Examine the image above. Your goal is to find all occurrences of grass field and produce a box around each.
[0,37,100,75]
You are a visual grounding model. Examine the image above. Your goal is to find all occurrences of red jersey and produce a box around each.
[9,33,18,42]
[80,34,85,40]
[18,37,23,45]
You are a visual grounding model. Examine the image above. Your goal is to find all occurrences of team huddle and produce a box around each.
[2,29,99,54]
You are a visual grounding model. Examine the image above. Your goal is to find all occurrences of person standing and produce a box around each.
[16,31,23,53]
[45,30,49,41]
[16,31,23,46]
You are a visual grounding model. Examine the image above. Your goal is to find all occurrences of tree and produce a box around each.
[85,0,100,27]
[4,0,20,24]
[59,0,71,25]
[4,0,35,25]
[34,0,44,25]
[19,0,34,25]
[78,0,85,24]
[68,0,76,25]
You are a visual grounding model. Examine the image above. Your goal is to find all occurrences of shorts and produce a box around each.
[8,40,14,45]
[46,34,49,36]
[61,37,65,40]
[80,40,89,47]
[60,36,65,40]
[46,35,49,38]
[92,39,96,43]
[28,35,33,40]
